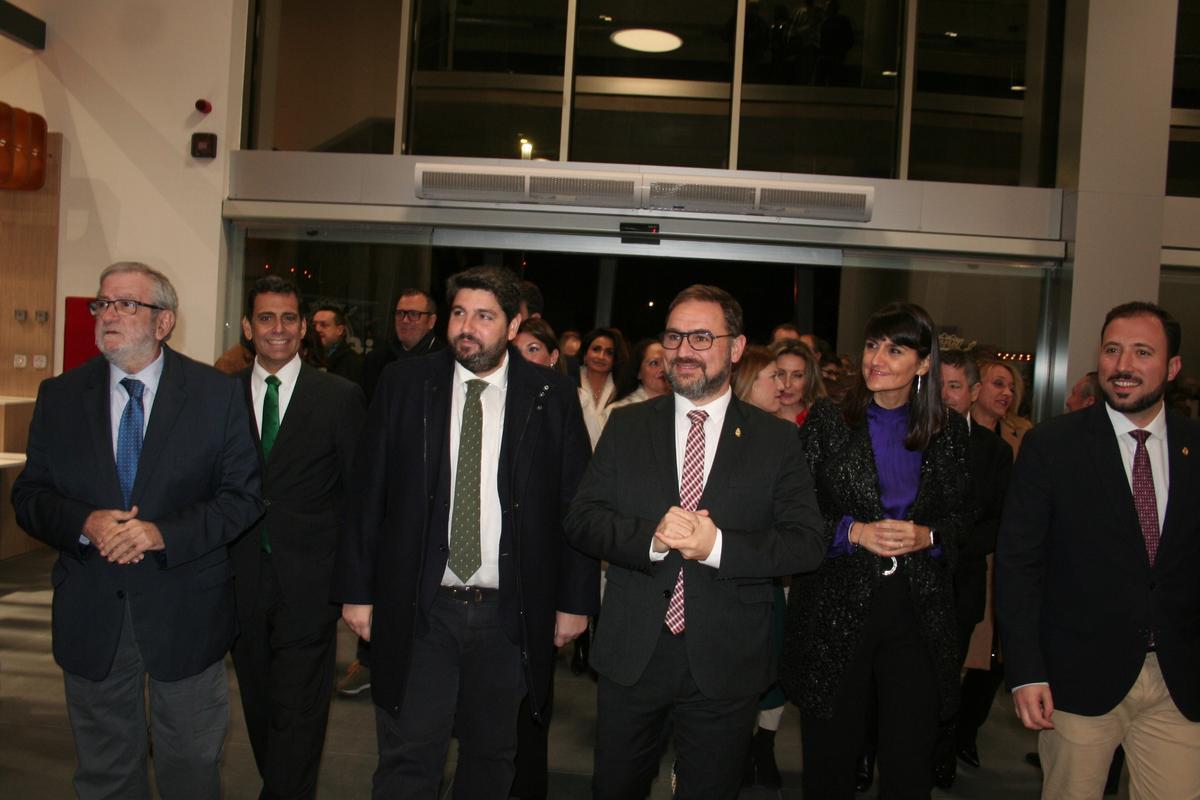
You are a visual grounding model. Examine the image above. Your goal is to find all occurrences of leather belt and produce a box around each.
[438,585,499,603]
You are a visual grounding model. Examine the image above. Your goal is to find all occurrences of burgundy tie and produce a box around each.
[1129,429,1160,566]
[665,409,708,635]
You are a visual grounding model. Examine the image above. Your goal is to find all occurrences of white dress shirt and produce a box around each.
[1106,402,1170,532]
[442,354,509,588]
[108,349,165,457]
[1012,401,1171,694]
[249,354,303,435]
[648,387,732,568]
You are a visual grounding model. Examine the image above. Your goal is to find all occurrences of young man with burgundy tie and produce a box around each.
[997,301,1200,798]
[565,284,826,799]
[11,262,263,799]
[335,266,597,799]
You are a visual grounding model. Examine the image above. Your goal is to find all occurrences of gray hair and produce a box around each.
[99,261,179,340]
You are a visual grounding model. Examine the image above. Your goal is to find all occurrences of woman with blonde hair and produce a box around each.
[971,357,1032,459]
[732,345,786,415]
[771,339,825,427]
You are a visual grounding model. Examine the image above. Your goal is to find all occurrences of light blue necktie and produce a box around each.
[116,378,145,509]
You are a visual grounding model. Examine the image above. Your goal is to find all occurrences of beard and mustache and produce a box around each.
[666,353,732,401]
[1101,370,1168,416]
[453,332,507,374]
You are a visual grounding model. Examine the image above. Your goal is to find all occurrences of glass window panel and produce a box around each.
[738,0,902,177]
[408,0,567,159]
[1172,2,1200,109]
[908,0,1059,186]
[1169,4,1200,195]
[248,0,403,154]
[1158,267,1200,417]
[571,0,735,167]
[236,236,434,357]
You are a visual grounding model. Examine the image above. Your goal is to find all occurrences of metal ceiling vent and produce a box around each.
[416,164,640,208]
[414,163,873,222]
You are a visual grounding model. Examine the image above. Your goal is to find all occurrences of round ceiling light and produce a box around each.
[610,28,683,53]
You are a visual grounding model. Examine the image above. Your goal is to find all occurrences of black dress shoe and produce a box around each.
[933,762,956,790]
[854,752,875,793]
[957,744,980,768]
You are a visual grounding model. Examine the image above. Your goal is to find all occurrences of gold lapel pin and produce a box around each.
[735,427,742,438]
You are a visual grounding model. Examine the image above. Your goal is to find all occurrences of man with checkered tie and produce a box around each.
[566,284,826,798]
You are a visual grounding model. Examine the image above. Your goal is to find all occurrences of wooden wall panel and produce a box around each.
[0,133,61,397]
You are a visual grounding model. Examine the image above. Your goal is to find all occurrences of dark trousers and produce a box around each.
[801,574,940,800]
[594,628,759,800]
[932,615,985,769]
[63,600,228,800]
[231,554,339,800]
[372,588,526,800]
[511,653,555,799]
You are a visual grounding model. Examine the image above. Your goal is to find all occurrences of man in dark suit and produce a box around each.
[564,284,826,799]
[311,304,364,385]
[335,266,597,798]
[11,261,264,799]
[935,347,1012,786]
[230,276,365,798]
[997,301,1200,797]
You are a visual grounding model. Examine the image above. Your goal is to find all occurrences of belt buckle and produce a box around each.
[881,556,898,576]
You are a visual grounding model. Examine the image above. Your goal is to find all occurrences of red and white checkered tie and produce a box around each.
[1130,429,1160,566]
[665,409,708,635]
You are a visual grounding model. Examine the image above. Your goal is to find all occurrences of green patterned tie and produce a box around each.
[259,374,281,553]
[447,379,488,582]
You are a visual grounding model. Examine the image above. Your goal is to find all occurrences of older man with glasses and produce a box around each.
[12,261,263,800]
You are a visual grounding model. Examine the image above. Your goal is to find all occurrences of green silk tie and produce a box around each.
[259,374,281,552]
[447,379,488,582]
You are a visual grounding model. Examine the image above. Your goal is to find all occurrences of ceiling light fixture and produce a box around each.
[610,28,683,53]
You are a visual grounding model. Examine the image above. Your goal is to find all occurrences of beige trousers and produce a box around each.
[1040,653,1200,800]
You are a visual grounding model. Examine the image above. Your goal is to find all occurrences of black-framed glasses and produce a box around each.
[88,298,164,317]
[660,330,735,351]
[395,309,434,321]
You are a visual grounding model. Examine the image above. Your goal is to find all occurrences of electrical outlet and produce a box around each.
[32,354,48,369]
[14,309,27,322]
[13,354,28,368]
[35,310,49,323]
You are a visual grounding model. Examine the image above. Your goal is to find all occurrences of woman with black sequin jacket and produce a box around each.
[779,302,970,799]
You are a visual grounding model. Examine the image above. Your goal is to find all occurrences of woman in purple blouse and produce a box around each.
[778,302,970,799]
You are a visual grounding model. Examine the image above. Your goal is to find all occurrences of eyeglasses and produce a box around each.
[88,298,164,317]
[395,309,434,321]
[660,330,735,351]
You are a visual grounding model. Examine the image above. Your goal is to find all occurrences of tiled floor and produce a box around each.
[0,548,1125,798]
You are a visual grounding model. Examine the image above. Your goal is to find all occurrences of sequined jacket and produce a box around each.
[779,398,970,720]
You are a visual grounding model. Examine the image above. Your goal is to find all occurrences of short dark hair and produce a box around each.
[519,279,545,317]
[1102,301,1181,359]
[245,276,302,321]
[445,266,522,323]
[772,322,801,339]
[940,347,981,386]
[518,317,565,374]
[397,288,437,314]
[668,284,743,338]
[312,304,347,327]
[842,301,944,450]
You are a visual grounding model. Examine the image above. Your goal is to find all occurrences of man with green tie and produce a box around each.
[231,275,365,799]
[336,266,597,798]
